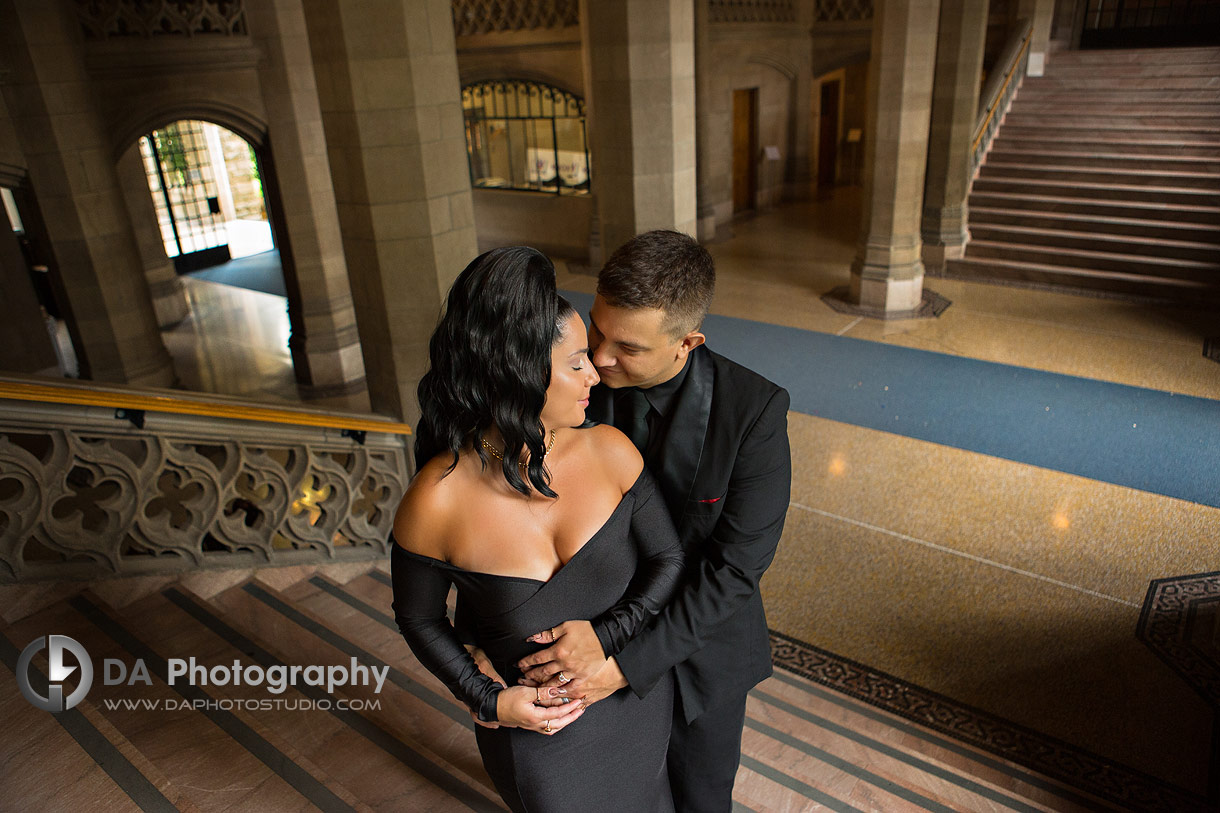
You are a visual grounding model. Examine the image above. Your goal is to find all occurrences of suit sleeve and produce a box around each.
[589,468,685,657]
[390,544,503,722]
[614,387,791,698]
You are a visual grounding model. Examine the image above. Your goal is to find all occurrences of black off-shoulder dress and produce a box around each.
[391,468,684,813]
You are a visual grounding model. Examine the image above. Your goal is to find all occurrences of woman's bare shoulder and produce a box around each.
[392,454,465,556]
[581,424,644,494]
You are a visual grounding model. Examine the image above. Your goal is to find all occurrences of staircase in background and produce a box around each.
[949,46,1220,304]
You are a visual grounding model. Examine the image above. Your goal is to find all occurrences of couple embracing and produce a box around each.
[391,230,791,812]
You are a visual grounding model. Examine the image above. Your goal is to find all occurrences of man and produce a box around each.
[517,229,792,811]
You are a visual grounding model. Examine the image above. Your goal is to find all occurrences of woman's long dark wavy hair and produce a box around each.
[415,246,576,497]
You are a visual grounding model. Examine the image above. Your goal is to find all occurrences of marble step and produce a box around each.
[943,257,1220,304]
[1047,46,1220,66]
[995,124,1220,144]
[1027,62,1220,78]
[968,223,1220,262]
[989,136,1220,157]
[968,206,1220,244]
[1015,76,1220,90]
[971,176,1219,206]
[963,239,1219,281]
[977,161,1220,190]
[985,149,1220,174]
[968,190,1220,224]
[1002,111,1220,129]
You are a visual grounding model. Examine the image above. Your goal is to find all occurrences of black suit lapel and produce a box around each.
[652,345,714,516]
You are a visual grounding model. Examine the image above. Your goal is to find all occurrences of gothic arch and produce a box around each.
[110,101,268,164]
[747,54,798,81]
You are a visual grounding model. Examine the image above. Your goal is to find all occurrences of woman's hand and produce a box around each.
[494,685,587,735]
[517,620,606,686]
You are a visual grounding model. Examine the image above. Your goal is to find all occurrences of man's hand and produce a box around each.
[466,644,505,729]
[538,657,628,708]
[517,620,606,686]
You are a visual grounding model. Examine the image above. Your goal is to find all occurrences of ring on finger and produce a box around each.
[535,687,542,703]
[551,626,558,642]
[544,719,552,733]
[557,671,570,684]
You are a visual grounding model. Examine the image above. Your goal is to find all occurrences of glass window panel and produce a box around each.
[461,81,589,195]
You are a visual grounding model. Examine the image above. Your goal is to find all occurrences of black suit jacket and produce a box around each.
[587,344,791,723]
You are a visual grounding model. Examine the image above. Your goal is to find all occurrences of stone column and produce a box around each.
[246,0,366,395]
[694,0,717,240]
[0,1,174,386]
[301,0,476,424]
[786,0,815,199]
[848,0,940,314]
[920,0,988,273]
[1018,0,1056,77]
[582,0,698,258]
[115,146,189,327]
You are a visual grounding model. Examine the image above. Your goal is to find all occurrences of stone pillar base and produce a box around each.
[149,277,189,327]
[850,264,926,313]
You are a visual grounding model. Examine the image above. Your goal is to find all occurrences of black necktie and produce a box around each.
[619,388,652,455]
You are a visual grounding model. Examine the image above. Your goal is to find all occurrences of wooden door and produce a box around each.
[817,80,840,189]
[732,88,757,214]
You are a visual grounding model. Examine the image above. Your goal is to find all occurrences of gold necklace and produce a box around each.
[480,429,556,465]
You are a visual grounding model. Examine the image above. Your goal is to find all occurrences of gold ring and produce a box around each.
[551,627,558,641]
[535,687,542,703]
[544,719,552,733]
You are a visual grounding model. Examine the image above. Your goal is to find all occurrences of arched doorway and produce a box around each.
[139,120,276,277]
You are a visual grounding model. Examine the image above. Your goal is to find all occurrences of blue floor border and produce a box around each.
[563,291,1220,509]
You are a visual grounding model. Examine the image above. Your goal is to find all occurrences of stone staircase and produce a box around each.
[2,563,1174,812]
[949,46,1220,304]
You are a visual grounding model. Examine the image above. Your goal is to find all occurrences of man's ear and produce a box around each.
[676,331,706,358]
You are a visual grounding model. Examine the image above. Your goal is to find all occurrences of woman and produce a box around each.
[391,246,684,812]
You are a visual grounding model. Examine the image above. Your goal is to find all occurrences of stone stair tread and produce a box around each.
[987,148,1219,164]
[970,222,1220,253]
[996,127,1220,143]
[992,136,1220,150]
[966,239,1220,271]
[975,176,1220,197]
[947,257,1217,290]
[968,206,1220,239]
[980,162,1220,183]
[968,190,1220,216]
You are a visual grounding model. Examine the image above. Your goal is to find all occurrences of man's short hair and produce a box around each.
[597,230,715,338]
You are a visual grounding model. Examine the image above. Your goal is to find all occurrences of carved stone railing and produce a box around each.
[75,0,248,40]
[451,0,578,36]
[814,0,873,23]
[0,379,410,583]
[972,19,1032,174]
[709,0,797,23]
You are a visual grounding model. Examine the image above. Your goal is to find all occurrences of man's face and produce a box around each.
[587,294,704,389]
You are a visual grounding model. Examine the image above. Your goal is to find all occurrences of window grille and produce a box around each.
[461,80,590,196]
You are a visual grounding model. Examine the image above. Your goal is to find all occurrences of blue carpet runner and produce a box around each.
[564,291,1220,509]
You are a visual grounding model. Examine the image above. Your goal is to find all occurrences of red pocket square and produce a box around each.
[697,496,722,504]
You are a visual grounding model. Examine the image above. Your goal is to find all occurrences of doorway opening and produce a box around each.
[732,88,759,215]
[817,79,841,191]
[139,120,272,274]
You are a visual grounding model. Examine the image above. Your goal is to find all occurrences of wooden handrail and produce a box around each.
[0,377,412,436]
[972,21,1033,155]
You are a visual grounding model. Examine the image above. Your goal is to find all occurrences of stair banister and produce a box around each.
[972,19,1034,175]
